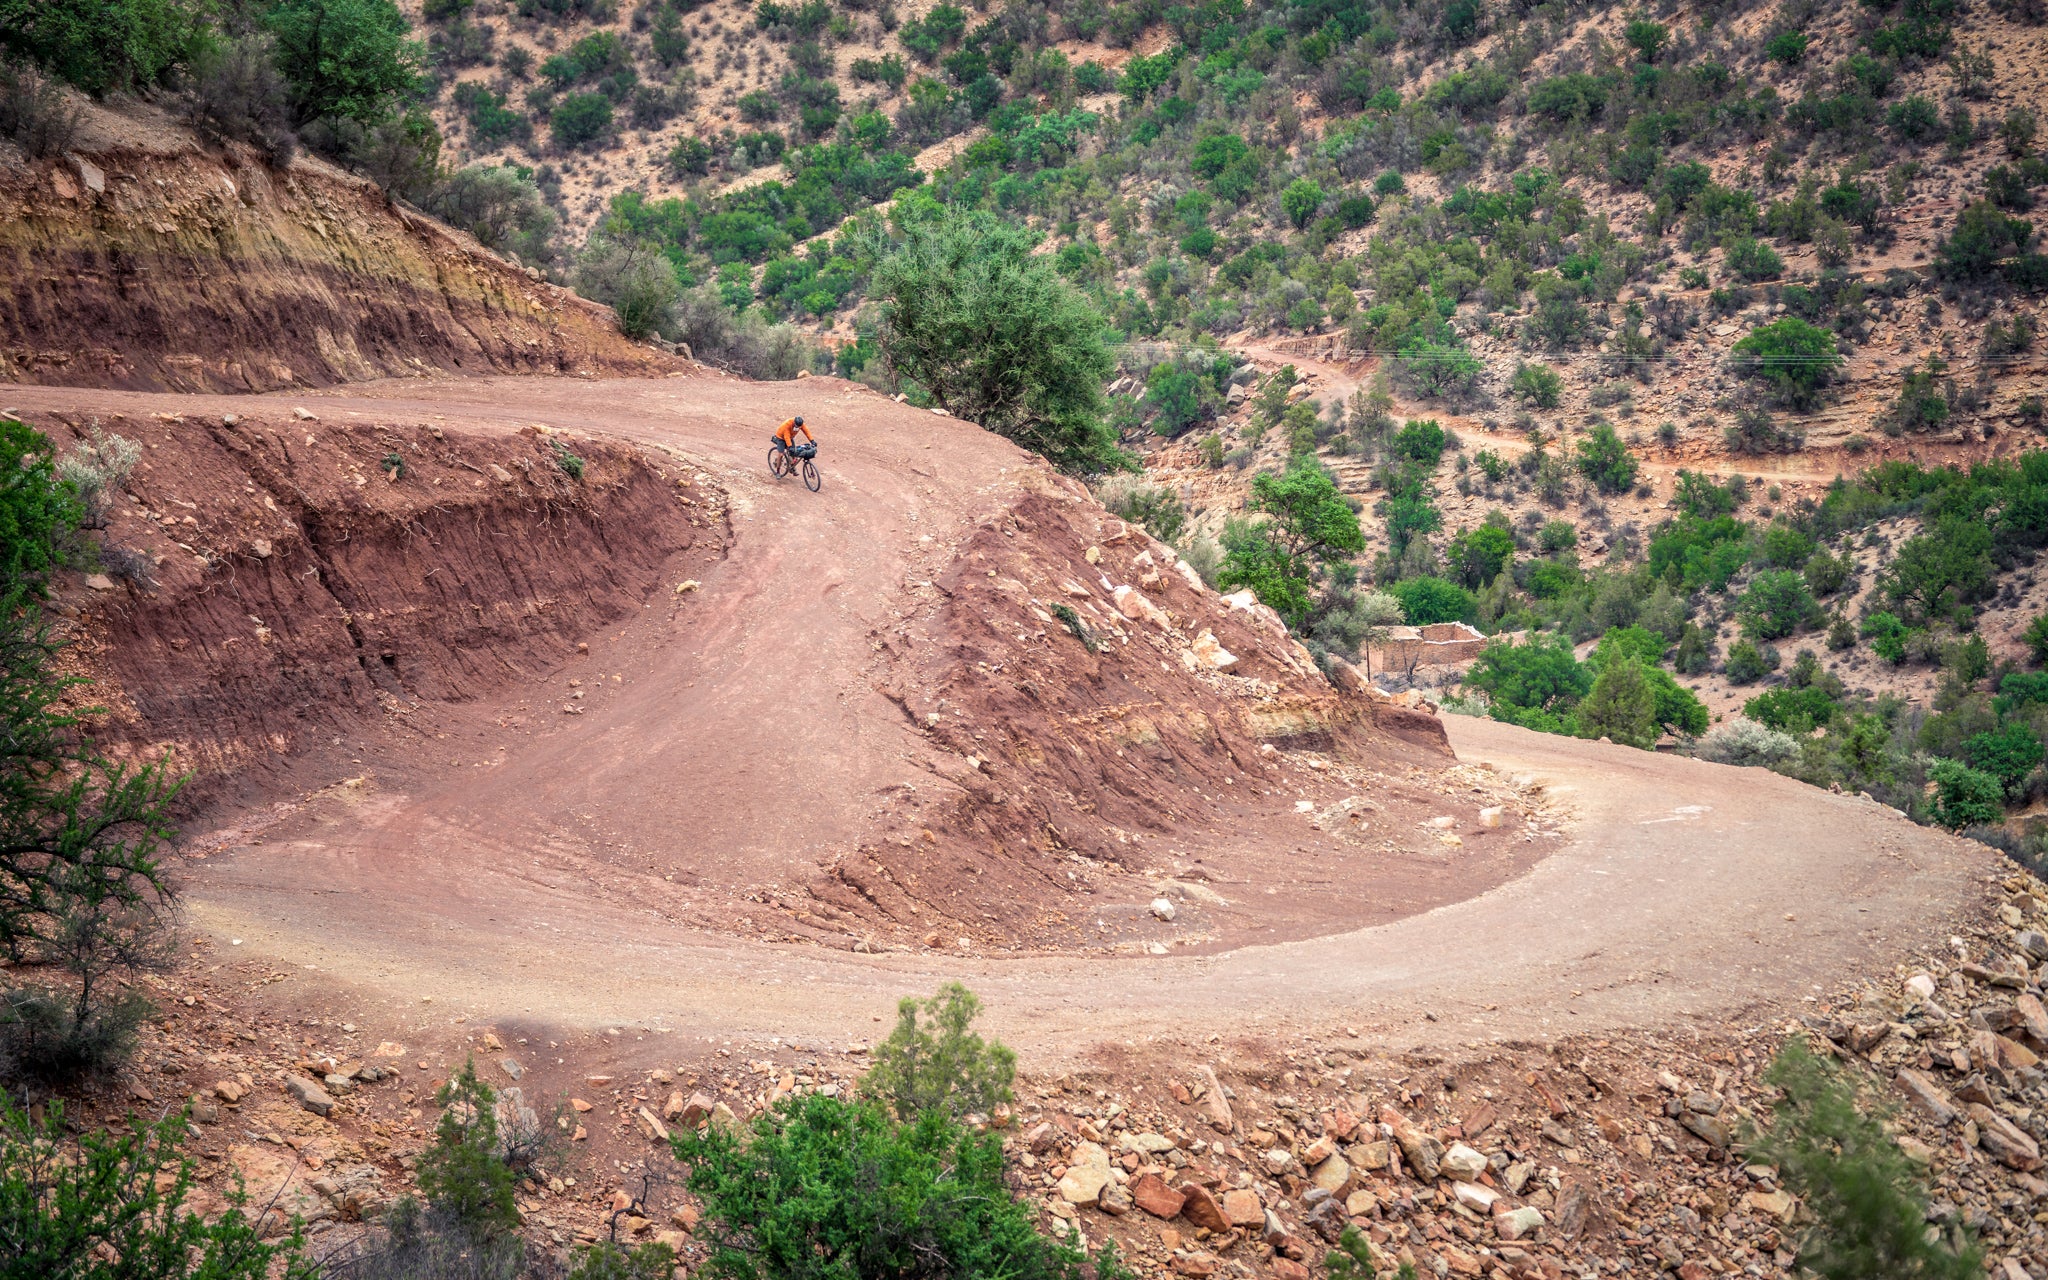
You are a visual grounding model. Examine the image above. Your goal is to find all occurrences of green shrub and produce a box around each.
[1387,576,1476,626]
[1929,758,2005,829]
[0,1094,314,1278]
[0,0,208,96]
[0,419,86,589]
[1575,657,1659,747]
[1329,1224,1416,1279]
[1050,603,1096,653]
[1575,423,1638,494]
[1743,684,1838,732]
[1740,569,1818,640]
[1767,29,1809,63]
[1510,361,1562,408]
[1731,317,1842,410]
[675,1091,1130,1280]
[1937,201,2035,280]
[1447,521,1514,589]
[1889,94,1940,141]
[1100,482,1187,544]
[570,1241,678,1280]
[1464,635,1592,734]
[1724,638,1779,684]
[1749,1038,1981,1280]
[1862,611,1910,663]
[2026,612,2048,665]
[415,1058,520,1239]
[551,442,585,480]
[1281,177,1325,230]
[1724,238,1783,282]
[863,982,1015,1123]
[552,91,614,148]
[1391,419,1446,465]
[1966,722,2043,797]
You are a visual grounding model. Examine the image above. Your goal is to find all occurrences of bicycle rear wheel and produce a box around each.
[801,458,821,492]
[768,447,789,478]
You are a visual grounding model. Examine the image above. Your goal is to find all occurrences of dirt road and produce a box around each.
[6,375,1999,1061]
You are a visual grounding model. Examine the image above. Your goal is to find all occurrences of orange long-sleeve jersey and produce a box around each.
[774,418,815,447]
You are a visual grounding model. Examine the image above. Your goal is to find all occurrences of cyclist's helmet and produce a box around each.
[794,416,804,426]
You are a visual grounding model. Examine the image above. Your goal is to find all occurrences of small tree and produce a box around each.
[1386,576,1474,626]
[1739,570,1818,641]
[1510,361,1562,408]
[1218,456,1365,628]
[1929,759,2004,829]
[1446,521,1513,589]
[1,593,182,1082]
[864,207,1125,474]
[575,235,680,340]
[415,1058,521,1241]
[1731,318,1841,410]
[1575,657,1659,748]
[0,1095,315,1278]
[1281,178,1325,230]
[1574,423,1638,494]
[1748,1038,1981,1280]
[1882,517,1992,622]
[266,0,425,127]
[863,983,1015,1123]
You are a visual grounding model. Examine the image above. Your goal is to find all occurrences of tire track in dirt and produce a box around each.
[4,375,1999,1061]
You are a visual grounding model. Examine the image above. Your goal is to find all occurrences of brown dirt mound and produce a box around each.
[806,481,1479,948]
[40,405,723,805]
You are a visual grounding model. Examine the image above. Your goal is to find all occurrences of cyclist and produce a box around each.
[772,415,814,470]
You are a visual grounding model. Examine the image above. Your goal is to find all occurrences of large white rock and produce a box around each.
[1189,630,1238,671]
[1441,1142,1488,1181]
[1113,585,1171,629]
[1057,1142,1112,1205]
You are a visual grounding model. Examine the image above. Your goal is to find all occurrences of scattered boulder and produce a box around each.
[1056,1143,1112,1206]
[1496,1207,1545,1241]
[1178,1183,1230,1233]
[285,1075,334,1117]
[1132,1173,1186,1219]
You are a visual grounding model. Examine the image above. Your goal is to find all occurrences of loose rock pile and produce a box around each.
[51,866,2048,1279]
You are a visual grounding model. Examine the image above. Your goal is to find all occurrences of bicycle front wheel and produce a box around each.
[768,447,789,478]
[801,458,821,492]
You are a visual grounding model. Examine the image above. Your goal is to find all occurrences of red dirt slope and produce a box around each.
[11,373,1527,959]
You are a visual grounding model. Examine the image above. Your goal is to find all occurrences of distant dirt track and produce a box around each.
[6,376,2001,1058]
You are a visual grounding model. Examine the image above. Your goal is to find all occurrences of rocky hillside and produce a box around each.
[57,850,2047,1280]
[0,96,679,393]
